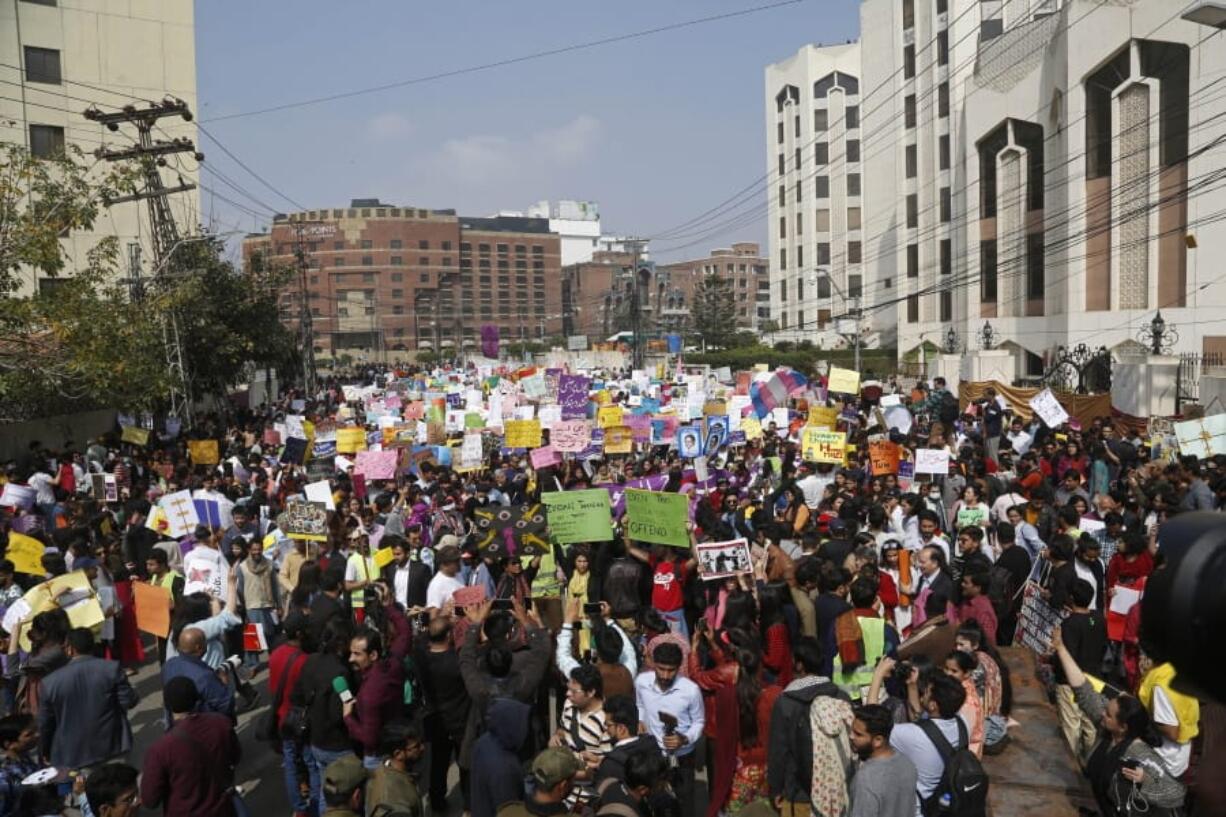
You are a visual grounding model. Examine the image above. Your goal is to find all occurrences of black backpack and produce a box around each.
[938,392,960,425]
[986,563,1020,621]
[917,718,988,817]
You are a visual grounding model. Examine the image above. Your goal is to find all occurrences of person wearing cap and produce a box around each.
[140,676,240,817]
[365,719,425,817]
[494,746,583,817]
[425,543,464,615]
[321,755,368,817]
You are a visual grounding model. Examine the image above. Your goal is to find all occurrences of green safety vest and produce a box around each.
[529,547,561,598]
[153,570,181,590]
[832,616,887,702]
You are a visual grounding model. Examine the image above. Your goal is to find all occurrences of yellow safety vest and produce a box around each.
[1138,663,1199,744]
[832,616,887,702]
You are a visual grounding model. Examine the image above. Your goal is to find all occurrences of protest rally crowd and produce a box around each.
[0,359,1219,817]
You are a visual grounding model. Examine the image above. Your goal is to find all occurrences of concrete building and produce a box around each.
[764,42,878,345]
[657,243,771,330]
[1,0,198,296]
[242,200,562,360]
[856,0,1226,374]
[496,200,602,267]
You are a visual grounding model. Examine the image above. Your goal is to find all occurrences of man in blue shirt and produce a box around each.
[161,627,235,723]
[634,642,704,816]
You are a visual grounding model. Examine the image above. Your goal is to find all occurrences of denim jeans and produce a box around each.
[283,738,313,814]
[307,744,355,816]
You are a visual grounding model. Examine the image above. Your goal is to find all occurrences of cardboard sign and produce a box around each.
[133,581,172,637]
[530,445,562,470]
[624,489,689,547]
[597,405,624,429]
[551,420,592,453]
[604,426,633,455]
[277,499,329,541]
[336,427,368,454]
[188,440,220,465]
[542,489,614,544]
[869,440,902,475]
[914,448,950,475]
[826,367,861,395]
[1016,580,1066,654]
[6,532,45,575]
[472,504,550,556]
[1029,388,1069,428]
[504,419,542,449]
[801,428,845,464]
[696,538,753,579]
[158,490,200,538]
[355,450,398,481]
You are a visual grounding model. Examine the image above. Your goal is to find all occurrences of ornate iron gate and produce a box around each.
[1040,344,1112,394]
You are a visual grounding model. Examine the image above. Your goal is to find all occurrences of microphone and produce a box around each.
[332,676,353,704]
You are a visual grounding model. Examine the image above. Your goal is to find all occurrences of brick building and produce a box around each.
[657,243,770,331]
[242,200,562,360]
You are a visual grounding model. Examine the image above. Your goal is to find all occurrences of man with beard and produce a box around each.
[634,643,703,817]
[848,704,918,817]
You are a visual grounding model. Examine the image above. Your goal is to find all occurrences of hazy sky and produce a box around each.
[195,0,860,259]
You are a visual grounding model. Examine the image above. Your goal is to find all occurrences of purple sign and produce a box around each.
[480,324,500,359]
[558,375,591,420]
[605,474,671,518]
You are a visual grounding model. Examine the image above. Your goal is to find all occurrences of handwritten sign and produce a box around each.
[355,450,398,481]
[1017,580,1066,654]
[542,489,613,544]
[624,489,690,547]
[504,419,542,449]
[826,367,861,395]
[1029,388,1069,428]
[914,448,950,475]
[336,427,367,453]
[558,375,591,419]
[802,428,846,464]
[807,406,839,429]
[604,426,633,455]
[551,420,592,453]
[869,440,901,475]
[530,445,562,470]
[460,434,484,470]
[6,532,45,575]
[597,405,624,429]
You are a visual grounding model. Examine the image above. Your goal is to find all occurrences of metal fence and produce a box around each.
[1177,352,1225,411]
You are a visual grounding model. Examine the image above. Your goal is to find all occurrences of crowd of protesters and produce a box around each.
[0,364,1218,817]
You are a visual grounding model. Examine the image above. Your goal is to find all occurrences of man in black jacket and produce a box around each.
[290,616,356,810]
[595,694,661,785]
[950,527,992,603]
[382,534,432,610]
[767,638,850,814]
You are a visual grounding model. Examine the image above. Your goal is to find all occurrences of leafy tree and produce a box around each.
[690,273,737,350]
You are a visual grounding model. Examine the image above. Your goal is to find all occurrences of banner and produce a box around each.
[188,440,219,465]
[504,419,542,449]
[542,489,613,544]
[801,428,845,464]
[1016,580,1066,654]
[624,489,689,547]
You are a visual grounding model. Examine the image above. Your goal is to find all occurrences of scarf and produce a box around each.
[809,694,853,817]
[834,609,865,668]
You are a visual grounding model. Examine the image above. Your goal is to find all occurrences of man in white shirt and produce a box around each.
[796,465,834,510]
[426,544,465,614]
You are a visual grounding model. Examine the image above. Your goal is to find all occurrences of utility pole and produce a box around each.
[625,238,648,370]
[88,98,200,424]
[292,222,318,395]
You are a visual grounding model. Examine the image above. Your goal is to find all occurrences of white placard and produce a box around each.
[304,479,336,511]
[158,490,200,539]
[1029,388,1069,428]
[461,434,484,470]
[1109,585,1141,616]
[914,448,950,475]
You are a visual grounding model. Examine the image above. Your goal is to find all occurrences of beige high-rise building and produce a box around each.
[1,0,198,296]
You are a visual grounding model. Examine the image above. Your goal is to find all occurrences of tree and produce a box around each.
[690,273,737,350]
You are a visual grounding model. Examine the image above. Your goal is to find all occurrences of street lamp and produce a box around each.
[978,321,997,351]
[1138,310,1178,355]
[943,326,962,355]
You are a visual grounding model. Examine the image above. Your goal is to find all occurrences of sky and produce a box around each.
[194,0,860,259]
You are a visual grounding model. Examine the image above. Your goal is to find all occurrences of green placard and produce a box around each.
[624,488,690,547]
[541,489,613,544]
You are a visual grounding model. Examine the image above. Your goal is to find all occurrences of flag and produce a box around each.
[750,368,808,418]
[481,324,500,359]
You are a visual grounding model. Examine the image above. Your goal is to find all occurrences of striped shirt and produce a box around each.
[558,701,612,756]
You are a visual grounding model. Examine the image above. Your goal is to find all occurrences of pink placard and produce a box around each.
[550,420,592,453]
[354,450,398,481]
[530,445,562,470]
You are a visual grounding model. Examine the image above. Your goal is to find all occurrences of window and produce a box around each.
[816,209,831,232]
[443,241,452,251]
[392,305,404,315]
[777,121,784,144]
[980,240,998,302]
[818,275,832,299]
[391,272,403,282]
[940,289,952,321]
[795,180,803,204]
[903,0,915,29]
[815,142,829,165]
[778,185,786,207]
[848,241,862,264]
[334,257,343,267]
[938,82,950,118]
[907,294,919,323]
[938,31,949,65]
[28,124,64,158]
[479,243,490,254]
[361,255,373,266]
[815,109,829,132]
[22,0,57,5]
[419,256,429,266]
[778,153,785,176]
[391,289,403,298]
[941,238,952,275]
[780,217,787,239]
[846,139,860,163]
[816,176,830,198]
[906,144,918,178]
[905,95,917,128]
[940,187,951,222]
[817,243,831,265]
[1027,233,1045,299]
[23,47,61,84]
[362,272,375,283]
[795,147,801,170]
[421,272,431,283]
[907,244,919,277]
[981,18,1003,41]
[798,279,805,301]
[780,281,788,300]
[419,240,430,250]
[795,213,804,236]
[390,239,402,249]
[940,134,950,170]
[391,256,403,266]
[846,105,859,129]
[904,45,916,79]
[849,275,863,297]
[847,207,861,230]
[794,115,801,138]
[937,0,948,13]
[360,239,372,249]
[780,249,787,270]
[309,275,319,285]
[906,194,918,228]
[443,257,452,268]
[847,174,860,197]
[796,245,804,267]
[334,241,344,250]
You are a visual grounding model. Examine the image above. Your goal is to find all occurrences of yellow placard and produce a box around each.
[826,367,861,395]
[373,547,395,569]
[120,425,150,446]
[702,400,727,417]
[504,419,543,448]
[807,406,838,429]
[597,405,624,429]
[604,426,633,454]
[801,428,846,464]
[15,571,104,651]
[7,532,45,575]
[188,439,219,465]
[741,417,763,440]
[337,427,367,453]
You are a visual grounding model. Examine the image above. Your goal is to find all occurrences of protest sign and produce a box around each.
[188,440,219,465]
[696,538,752,579]
[869,440,901,475]
[542,489,613,544]
[1016,580,1066,654]
[6,532,45,575]
[158,490,200,538]
[277,499,329,541]
[1174,415,1226,459]
[604,426,633,455]
[741,417,763,440]
[914,448,950,475]
[304,479,336,511]
[133,582,172,637]
[182,546,228,599]
[801,428,845,464]
[472,504,550,555]
[530,446,562,470]
[453,585,488,609]
[355,450,398,481]
[1029,388,1070,428]
[336,427,367,453]
[280,437,308,465]
[826,367,861,395]
[504,419,542,449]
[0,483,35,511]
[460,434,484,470]
[807,406,839,429]
[551,420,591,453]
[624,489,689,547]
[558,375,590,419]
[120,425,150,446]
[597,405,623,429]
[677,426,703,458]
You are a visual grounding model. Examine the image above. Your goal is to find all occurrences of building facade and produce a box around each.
[1,0,198,296]
[657,243,771,331]
[242,201,562,361]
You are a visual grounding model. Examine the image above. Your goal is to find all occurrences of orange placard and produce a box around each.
[869,441,901,475]
[133,581,172,637]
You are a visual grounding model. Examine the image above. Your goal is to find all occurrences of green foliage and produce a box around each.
[690,273,738,350]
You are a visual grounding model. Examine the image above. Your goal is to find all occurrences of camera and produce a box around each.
[659,711,678,736]
[583,602,603,616]
[890,660,914,682]
[1141,512,1226,703]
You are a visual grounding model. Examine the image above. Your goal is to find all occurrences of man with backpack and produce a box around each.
[877,662,987,816]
